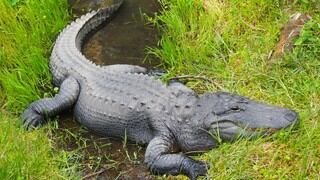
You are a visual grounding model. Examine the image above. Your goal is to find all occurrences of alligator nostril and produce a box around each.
[284,111,298,122]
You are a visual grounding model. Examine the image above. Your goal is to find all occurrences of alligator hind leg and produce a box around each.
[145,136,208,180]
[22,77,80,130]
[146,68,167,77]
[168,81,196,97]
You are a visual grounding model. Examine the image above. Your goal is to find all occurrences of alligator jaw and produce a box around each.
[209,112,299,141]
[196,92,299,142]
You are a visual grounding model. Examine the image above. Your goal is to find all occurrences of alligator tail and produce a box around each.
[75,0,125,50]
[50,0,124,86]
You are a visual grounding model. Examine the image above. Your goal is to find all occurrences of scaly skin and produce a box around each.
[22,1,298,179]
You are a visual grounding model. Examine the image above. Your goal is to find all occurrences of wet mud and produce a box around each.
[55,114,155,179]
[56,0,162,179]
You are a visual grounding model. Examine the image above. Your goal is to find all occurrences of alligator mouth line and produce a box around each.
[209,120,292,139]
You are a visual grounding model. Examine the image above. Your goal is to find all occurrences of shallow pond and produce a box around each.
[57,0,161,179]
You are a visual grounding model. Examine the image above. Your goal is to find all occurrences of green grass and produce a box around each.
[0,0,74,179]
[0,112,59,179]
[0,0,70,112]
[150,0,320,178]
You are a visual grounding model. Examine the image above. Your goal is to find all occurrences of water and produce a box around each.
[57,0,161,178]
[70,0,160,67]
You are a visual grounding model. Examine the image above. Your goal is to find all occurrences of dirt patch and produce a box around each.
[270,13,311,60]
[55,114,155,179]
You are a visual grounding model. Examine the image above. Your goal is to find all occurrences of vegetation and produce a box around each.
[150,0,320,178]
[0,0,73,178]
[0,0,319,179]
[0,0,70,111]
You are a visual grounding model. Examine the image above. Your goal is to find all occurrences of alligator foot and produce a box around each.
[147,68,167,77]
[22,77,80,130]
[183,159,208,180]
[145,136,209,179]
[22,108,46,130]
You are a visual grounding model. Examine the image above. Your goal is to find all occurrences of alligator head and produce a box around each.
[199,92,298,141]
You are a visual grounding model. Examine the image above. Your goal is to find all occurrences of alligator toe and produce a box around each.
[22,109,45,130]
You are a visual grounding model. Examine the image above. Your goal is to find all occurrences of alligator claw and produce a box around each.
[22,109,45,130]
[186,160,209,180]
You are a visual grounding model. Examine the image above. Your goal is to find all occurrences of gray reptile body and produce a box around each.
[22,1,298,179]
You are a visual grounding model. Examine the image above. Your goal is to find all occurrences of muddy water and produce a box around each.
[70,0,160,67]
[56,0,162,179]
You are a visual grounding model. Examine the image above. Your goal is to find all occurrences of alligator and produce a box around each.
[22,0,298,179]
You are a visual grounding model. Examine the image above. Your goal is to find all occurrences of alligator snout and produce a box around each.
[284,110,298,122]
[202,92,299,141]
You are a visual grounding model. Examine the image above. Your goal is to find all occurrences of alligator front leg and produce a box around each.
[145,136,208,180]
[22,77,80,130]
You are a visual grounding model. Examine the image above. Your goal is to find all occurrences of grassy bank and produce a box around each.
[0,0,73,178]
[0,112,56,179]
[151,0,320,178]
[0,0,70,112]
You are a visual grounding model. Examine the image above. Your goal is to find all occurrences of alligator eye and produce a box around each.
[230,106,241,111]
